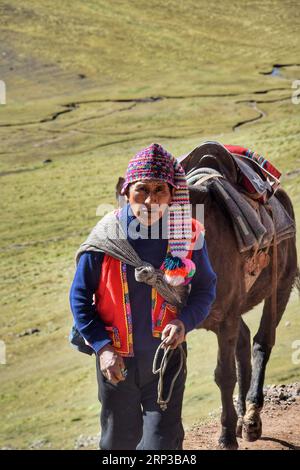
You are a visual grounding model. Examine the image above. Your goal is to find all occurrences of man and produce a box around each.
[69,143,217,450]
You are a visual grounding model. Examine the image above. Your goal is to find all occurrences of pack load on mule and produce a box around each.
[223,144,281,201]
[180,142,282,203]
[179,141,295,292]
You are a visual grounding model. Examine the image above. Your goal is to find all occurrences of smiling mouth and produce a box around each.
[140,208,159,214]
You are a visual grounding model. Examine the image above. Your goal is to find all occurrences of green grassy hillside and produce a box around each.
[0,0,299,449]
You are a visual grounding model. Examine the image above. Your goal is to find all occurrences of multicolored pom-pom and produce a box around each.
[162,254,196,286]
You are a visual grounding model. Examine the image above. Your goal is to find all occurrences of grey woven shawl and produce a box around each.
[75,211,190,309]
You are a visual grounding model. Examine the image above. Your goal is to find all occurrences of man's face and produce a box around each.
[126,180,174,226]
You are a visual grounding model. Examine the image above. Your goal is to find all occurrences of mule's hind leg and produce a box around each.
[215,319,240,449]
[235,318,252,437]
[243,284,294,442]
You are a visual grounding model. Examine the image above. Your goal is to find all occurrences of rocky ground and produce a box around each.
[184,383,300,450]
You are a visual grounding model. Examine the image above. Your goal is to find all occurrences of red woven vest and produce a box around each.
[94,218,203,357]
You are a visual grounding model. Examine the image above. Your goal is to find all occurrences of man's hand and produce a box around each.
[98,344,126,384]
[161,319,185,349]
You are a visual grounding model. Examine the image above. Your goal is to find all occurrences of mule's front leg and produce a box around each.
[235,318,252,437]
[214,321,239,450]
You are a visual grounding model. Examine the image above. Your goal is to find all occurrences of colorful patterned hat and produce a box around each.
[121,143,196,286]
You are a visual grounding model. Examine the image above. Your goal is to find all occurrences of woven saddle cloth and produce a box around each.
[181,144,295,254]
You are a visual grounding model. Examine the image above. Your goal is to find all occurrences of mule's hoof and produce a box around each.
[242,418,262,442]
[218,437,239,450]
[236,417,243,438]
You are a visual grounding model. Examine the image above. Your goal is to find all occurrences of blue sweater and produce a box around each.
[69,204,217,355]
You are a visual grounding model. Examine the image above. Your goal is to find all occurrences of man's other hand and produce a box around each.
[98,344,126,384]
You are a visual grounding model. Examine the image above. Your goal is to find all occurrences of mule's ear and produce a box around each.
[115,177,127,207]
[116,177,125,197]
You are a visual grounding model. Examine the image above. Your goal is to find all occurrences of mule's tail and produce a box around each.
[275,188,299,297]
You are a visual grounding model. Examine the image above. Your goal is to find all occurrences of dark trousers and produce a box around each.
[96,344,187,450]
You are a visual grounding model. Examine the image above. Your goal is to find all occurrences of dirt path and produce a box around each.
[184,395,300,450]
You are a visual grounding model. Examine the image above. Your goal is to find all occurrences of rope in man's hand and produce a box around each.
[152,337,187,411]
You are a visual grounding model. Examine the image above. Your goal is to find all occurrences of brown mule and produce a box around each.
[115,159,299,450]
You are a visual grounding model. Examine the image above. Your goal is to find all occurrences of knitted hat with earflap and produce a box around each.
[121,143,196,287]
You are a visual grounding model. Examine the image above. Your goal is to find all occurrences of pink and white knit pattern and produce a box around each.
[167,158,192,258]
